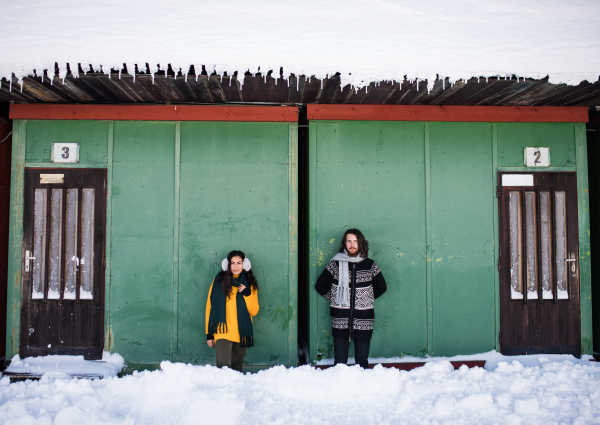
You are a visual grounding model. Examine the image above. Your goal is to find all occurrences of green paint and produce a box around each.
[110,121,176,363]
[492,124,501,351]
[425,123,433,355]
[309,121,428,361]
[429,122,496,356]
[497,123,576,167]
[287,122,299,366]
[104,122,115,351]
[5,120,26,361]
[173,122,181,361]
[575,123,593,355]
[176,122,297,367]
[308,120,582,361]
[25,120,109,164]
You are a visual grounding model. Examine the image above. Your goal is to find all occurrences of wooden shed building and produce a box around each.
[1,69,599,370]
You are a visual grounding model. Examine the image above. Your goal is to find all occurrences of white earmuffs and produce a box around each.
[221,257,252,272]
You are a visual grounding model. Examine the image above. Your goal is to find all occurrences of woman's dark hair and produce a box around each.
[220,250,259,296]
[338,228,369,258]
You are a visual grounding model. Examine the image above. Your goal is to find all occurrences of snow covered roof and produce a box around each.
[1,0,599,105]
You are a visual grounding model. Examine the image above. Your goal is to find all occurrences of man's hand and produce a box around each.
[207,339,215,348]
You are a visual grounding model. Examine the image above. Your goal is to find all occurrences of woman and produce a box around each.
[205,250,259,372]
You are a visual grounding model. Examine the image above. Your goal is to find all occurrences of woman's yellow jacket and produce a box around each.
[205,278,259,343]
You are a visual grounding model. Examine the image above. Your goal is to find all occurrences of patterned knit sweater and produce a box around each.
[315,258,387,340]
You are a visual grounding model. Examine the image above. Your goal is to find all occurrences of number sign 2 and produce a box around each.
[52,143,80,163]
[525,147,550,167]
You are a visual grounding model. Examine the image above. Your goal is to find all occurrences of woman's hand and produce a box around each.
[207,340,215,348]
[238,284,246,293]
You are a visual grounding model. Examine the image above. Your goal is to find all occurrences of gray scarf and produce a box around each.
[331,250,363,307]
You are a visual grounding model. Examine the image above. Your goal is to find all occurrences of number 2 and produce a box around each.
[62,147,69,159]
[534,150,541,164]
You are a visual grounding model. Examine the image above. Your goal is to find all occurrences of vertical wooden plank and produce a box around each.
[288,122,299,366]
[6,120,26,361]
[492,124,501,350]
[424,123,433,354]
[308,121,319,363]
[173,122,181,362]
[429,122,495,356]
[575,123,592,354]
[104,121,114,352]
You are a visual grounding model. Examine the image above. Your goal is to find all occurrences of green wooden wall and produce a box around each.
[6,119,298,369]
[5,118,591,367]
[308,121,591,361]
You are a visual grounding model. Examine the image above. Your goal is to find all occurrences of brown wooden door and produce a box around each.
[21,169,106,359]
[499,172,580,356]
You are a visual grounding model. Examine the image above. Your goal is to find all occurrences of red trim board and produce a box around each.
[9,104,299,122]
[307,105,588,123]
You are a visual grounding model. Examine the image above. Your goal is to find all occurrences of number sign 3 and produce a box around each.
[52,143,80,163]
[525,147,550,167]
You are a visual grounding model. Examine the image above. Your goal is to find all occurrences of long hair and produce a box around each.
[220,250,259,296]
[338,228,369,258]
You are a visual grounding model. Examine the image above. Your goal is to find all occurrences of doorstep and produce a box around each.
[2,371,104,382]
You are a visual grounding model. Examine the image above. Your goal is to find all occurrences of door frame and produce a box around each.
[20,168,107,359]
[497,171,581,356]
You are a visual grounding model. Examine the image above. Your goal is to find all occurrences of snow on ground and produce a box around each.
[1,352,599,424]
[1,0,599,89]
[4,352,124,379]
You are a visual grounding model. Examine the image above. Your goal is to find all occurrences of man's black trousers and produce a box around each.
[333,336,370,368]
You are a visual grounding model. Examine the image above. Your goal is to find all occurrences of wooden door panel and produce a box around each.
[20,169,106,359]
[499,172,580,356]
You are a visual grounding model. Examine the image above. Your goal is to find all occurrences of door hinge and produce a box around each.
[496,189,501,198]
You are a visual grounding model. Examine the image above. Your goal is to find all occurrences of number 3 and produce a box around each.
[62,147,69,159]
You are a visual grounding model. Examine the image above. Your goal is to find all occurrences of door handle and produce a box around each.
[24,250,36,273]
[564,252,577,273]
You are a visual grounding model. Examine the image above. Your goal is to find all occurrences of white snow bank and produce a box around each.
[317,349,595,371]
[1,355,599,424]
[0,0,599,90]
[3,352,124,379]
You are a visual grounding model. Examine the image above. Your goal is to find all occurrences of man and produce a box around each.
[315,228,387,368]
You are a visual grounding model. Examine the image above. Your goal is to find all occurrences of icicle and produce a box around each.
[443,79,445,90]
[229,77,232,87]
[195,74,198,82]
[478,77,480,83]
[321,79,323,90]
[40,75,43,83]
[296,77,299,92]
[152,74,155,84]
[20,81,23,92]
[119,70,121,80]
[415,78,419,91]
[185,74,187,83]
[62,78,65,84]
